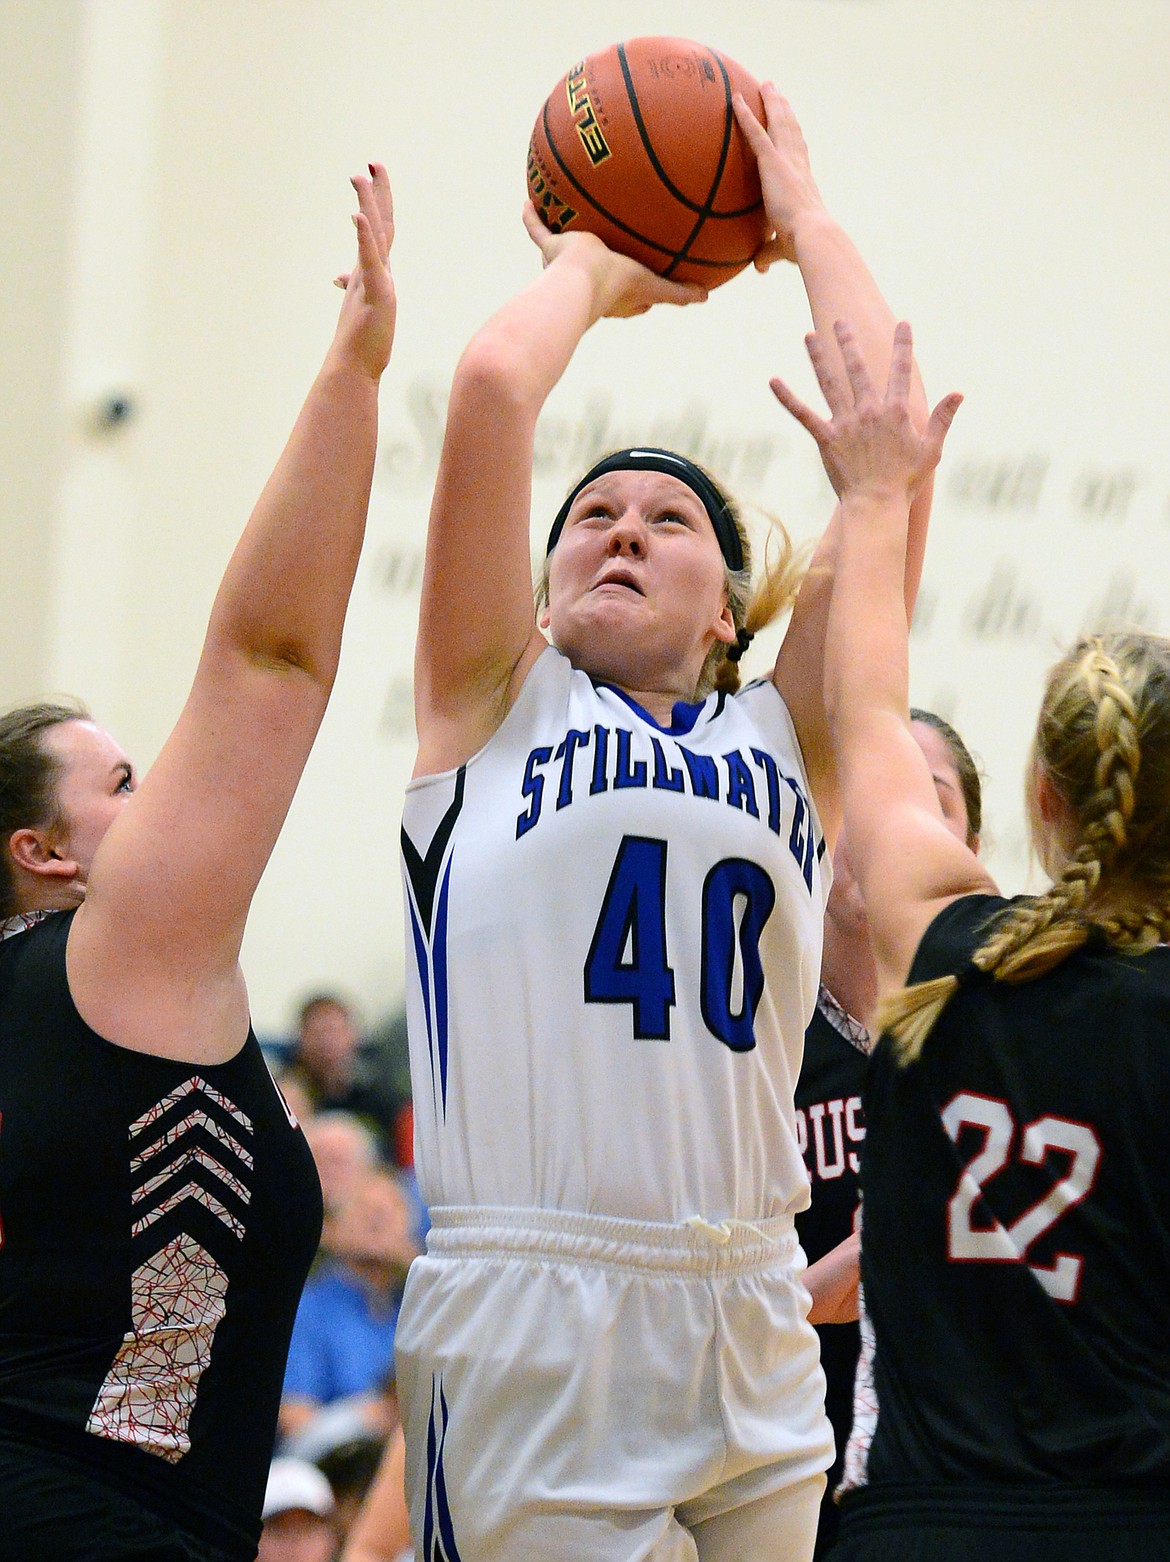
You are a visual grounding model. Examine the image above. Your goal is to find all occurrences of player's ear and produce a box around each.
[8,827,79,883]
[713,603,737,645]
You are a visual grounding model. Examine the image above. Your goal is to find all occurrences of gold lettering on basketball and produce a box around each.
[565,62,612,168]
[527,147,579,234]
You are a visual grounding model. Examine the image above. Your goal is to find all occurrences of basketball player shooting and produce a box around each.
[394,81,939,1562]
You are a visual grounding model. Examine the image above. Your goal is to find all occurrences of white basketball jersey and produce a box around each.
[401,646,830,1225]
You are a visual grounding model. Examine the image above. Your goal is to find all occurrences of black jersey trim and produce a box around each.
[401,768,467,932]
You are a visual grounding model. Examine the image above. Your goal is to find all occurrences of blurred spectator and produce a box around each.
[302,1111,380,1252]
[280,1170,419,1439]
[258,1457,337,1562]
[340,1427,411,1562]
[283,994,397,1149]
[276,1069,316,1130]
[389,1100,429,1247]
[282,1377,397,1467]
[363,1007,413,1128]
[316,1434,388,1550]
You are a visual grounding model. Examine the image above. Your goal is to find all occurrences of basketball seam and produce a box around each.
[536,84,761,275]
[540,98,679,261]
[655,47,729,277]
[615,44,761,281]
[614,43,764,219]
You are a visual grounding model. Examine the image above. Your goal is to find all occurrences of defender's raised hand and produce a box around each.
[770,320,962,503]
[332,161,397,379]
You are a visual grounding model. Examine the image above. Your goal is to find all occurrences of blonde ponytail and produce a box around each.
[877,974,961,1065]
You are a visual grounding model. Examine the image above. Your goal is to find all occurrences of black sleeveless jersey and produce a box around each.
[795,995,868,1554]
[0,911,323,1557]
[795,996,868,1265]
[857,894,1170,1491]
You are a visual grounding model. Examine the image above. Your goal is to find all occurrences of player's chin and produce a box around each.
[580,633,678,694]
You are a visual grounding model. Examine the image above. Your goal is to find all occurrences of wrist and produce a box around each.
[316,350,386,393]
[840,484,914,518]
[787,206,843,254]
[556,239,631,320]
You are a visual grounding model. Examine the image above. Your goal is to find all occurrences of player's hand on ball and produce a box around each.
[330,161,397,380]
[522,202,708,318]
[733,84,826,272]
[770,320,962,503]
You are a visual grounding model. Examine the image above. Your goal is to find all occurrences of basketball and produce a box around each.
[527,37,769,289]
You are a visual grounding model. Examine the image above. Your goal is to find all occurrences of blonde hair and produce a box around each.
[536,457,805,700]
[707,498,805,698]
[880,631,1170,1063]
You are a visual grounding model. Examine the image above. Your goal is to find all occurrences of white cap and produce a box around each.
[262,1457,335,1521]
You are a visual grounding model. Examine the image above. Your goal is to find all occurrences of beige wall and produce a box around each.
[4,1,1169,1033]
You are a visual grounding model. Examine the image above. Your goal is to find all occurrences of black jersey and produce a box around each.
[795,992,869,1556]
[0,911,323,1558]
[854,893,1170,1493]
[796,992,868,1264]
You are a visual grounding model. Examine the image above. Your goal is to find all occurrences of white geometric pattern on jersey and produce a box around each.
[839,1278,878,1492]
[135,1145,250,1208]
[131,1108,253,1174]
[132,1164,248,1240]
[0,910,53,941]
[130,1075,251,1136]
[128,1076,253,1239]
[85,1076,254,1457]
[86,1233,229,1462]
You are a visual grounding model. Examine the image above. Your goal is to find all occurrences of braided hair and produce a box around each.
[708,497,806,698]
[881,632,1170,1063]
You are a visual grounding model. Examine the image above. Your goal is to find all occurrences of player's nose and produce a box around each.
[607,507,646,556]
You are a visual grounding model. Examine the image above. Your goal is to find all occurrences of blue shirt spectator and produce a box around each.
[279,1168,419,1440]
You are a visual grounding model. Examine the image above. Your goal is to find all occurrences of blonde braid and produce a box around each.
[710,508,806,697]
[1094,860,1170,954]
[883,638,1147,1065]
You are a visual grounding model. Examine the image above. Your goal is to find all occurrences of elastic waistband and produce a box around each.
[425,1205,797,1275]
[839,1481,1170,1533]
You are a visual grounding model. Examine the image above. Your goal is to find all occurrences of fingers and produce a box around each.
[350,175,381,263]
[832,320,879,409]
[769,373,831,443]
[885,320,914,407]
[367,161,394,249]
[732,91,766,146]
[349,164,393,268]
[751,234,795,272]
[759,82,802,139]
[352,209,381,292]
[521,199,549,242]
[522,200,558,266]
[658,277,709,308]
[923,392,964,465]
[806,330,852,418]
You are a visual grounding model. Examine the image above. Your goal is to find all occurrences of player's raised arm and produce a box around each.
[413,213,705,778]
[66,166,396,1063]
[770,321,987,986]
[734,87,934,844]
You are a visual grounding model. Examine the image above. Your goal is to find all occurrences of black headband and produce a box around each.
[545,448,744,573]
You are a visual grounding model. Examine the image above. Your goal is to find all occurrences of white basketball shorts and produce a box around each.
[394,1206,832,1561]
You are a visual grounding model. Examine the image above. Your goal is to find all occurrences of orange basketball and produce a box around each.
[527,37,769,289]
